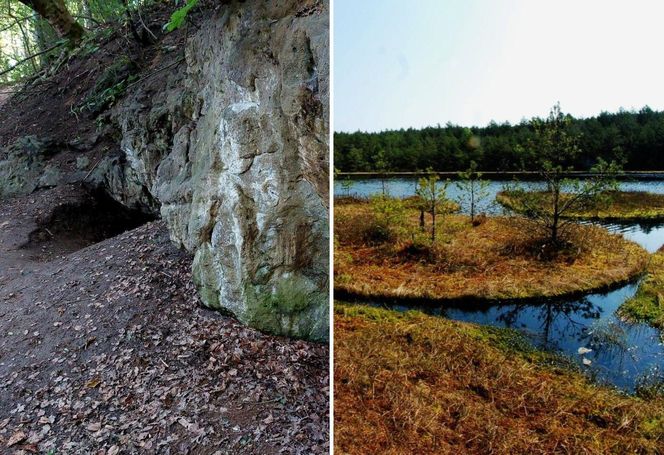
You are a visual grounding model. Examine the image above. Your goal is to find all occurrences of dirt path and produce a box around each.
[0,187,329,454]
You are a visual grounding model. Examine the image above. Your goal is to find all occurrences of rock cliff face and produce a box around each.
[111,0,329,341]
[0,137,64,198]
[0,0,329,341]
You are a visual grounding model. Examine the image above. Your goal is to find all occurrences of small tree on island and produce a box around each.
[416,169,452,245]
[505,103,621,245]
[341,175,354,197]
[373,149,390,196]
[456,160,490,224]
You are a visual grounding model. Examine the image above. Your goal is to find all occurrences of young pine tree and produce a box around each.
[508,103,621,245]
[456,160,490,224]
[416,169,451,245]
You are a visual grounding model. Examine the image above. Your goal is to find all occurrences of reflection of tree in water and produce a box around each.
[494,297,601,349]
[596,220,664,235]
[635,221,664,234]
[586,319,636,373]
[494,298,638,376]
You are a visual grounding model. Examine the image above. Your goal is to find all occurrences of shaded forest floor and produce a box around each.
[0,3,329,453]
[0,188,328,454]
[0,2,182,147]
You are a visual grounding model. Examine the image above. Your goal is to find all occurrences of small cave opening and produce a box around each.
[21,189,157,261]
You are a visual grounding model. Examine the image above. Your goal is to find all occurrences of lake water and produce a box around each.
[336,178,664,392]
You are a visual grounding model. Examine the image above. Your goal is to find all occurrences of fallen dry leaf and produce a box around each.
[86,377,101,388]
[86,422,101,432]
[7,431,26,447]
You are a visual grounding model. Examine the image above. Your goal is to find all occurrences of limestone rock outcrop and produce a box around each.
[0,1,329,341]
[113,0,329,341]
[0,136,61,198]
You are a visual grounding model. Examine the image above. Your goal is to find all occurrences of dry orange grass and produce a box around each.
[334,203,649,301]
[334,304,664,455]
[497,190,664,221]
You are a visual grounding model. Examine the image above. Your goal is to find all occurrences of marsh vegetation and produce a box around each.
[498,190,664,222]
[335,200,648,301]
[620,248,664,332]
[334,105,664,453]
[334,304,664,454]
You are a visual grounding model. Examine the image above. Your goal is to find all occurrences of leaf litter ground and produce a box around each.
[0,185,329,454]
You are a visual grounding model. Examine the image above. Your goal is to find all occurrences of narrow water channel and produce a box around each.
[336,178,664,392]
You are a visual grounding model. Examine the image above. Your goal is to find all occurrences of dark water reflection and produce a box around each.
[338,178,664,392]
[596,220,664,253]
[363,283,664,391]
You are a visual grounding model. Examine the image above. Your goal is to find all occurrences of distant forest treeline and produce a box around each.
[334,107,664,172]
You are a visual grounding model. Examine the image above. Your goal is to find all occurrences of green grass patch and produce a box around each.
[619,249,664,332]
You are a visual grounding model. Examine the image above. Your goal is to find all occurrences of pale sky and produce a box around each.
[334,0,664,132]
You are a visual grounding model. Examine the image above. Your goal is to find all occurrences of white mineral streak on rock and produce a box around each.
[111,0,329,341]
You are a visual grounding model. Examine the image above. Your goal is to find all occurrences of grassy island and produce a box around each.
[334,304,664,454]
[619,248,664,332]
[497,190,664,222]
[334,201,649,302]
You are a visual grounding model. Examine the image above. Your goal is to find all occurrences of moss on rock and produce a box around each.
[244,276,328,342]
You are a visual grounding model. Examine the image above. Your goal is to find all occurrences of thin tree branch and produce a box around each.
[0,41,63,77]
[0,12,36,32]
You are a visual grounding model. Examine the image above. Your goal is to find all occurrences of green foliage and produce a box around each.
[78,55,137,113]
[415,169,451,244]
[0,0,155,84]
[456,160,490,222]
[619,251,664,332]
[373,149,390,195]
[165,0,200,32]
[334,106,664,172]
[334,167,355,196]
[368,194,407,243]
[502,105,622,244]
[340,175,354,196]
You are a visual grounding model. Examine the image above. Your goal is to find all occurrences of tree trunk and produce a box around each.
[551,188,560,243]
[419,208,425,231]
[431,205,436,245]
[32,15,51,67]
[470,182,475,222]
[18,0,84,44]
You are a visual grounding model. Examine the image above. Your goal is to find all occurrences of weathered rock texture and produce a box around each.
[113,0,329,341]
[0,136,61,197]
[0,1,329,341]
